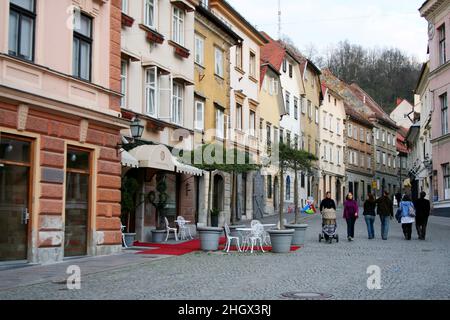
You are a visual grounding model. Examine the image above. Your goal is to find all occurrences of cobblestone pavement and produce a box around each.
[1,210,449,300]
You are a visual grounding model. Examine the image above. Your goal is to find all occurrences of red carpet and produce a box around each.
[134,237,300,256]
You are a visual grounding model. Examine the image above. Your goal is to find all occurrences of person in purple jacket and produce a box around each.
[343,192,359,241]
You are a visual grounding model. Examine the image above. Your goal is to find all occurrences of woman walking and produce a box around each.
[399,194,415,240]
[343,192,359,241]
[320,192,337,243]
[363,193,376,239]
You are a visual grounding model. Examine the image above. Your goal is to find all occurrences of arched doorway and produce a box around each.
[213,174,224,211]
[274,177,279,212]
[336,179,341,206]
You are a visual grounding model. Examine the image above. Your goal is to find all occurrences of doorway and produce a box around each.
[64,148,91,257]
[336,179,341,206]
[0,135,32,262]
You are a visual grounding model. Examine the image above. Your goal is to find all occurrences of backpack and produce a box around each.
[408,204,416,217]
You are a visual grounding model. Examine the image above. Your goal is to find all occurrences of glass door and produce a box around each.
[64,148,90,257]
[0,135,32,261]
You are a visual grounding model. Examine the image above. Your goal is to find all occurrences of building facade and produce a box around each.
[120,0,203,242]
[420,0,450,216]
[193,2,241,226]
[390,98,418,130]
[0,0,128,263]
[319,84,346,206]
[208,0,267,221]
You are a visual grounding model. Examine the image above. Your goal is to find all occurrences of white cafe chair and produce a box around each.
[223,223,241,253]
[164,217,178,242]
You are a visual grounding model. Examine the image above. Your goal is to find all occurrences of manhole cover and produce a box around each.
[281,292,333,300]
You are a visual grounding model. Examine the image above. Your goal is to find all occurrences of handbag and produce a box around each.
[408,205,416,217]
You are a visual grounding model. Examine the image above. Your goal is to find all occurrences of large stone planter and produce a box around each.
[123,233,136,247]
[285,224,308,246]
[151,229,167,243]
[197,227,223,251]
[267,229,295,253]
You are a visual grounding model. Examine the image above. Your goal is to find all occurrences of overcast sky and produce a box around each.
[227,0,429,62]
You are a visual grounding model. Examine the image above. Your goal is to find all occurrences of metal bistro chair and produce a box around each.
[120,224,127,248]
[248,223,265,253]
[223,223,241,253]
[241,220,261,251]
[164,217,178,242]
[177,216,193,240]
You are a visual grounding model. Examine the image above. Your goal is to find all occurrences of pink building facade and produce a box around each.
[420,0,450,216]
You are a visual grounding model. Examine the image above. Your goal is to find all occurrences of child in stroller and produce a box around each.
[319,192,339,243]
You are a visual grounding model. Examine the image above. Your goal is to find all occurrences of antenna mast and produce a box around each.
[278,0,281,40]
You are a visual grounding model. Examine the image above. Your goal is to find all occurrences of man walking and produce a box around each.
[376,190,394,240]
[414,192,431,240]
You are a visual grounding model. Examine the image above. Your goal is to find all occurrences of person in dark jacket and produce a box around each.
[343,192,359,241]
[320,192,337,243]
[363,193,376,239]
[414,192,431,240]
[320,192,336,211]
[376,191,394,240]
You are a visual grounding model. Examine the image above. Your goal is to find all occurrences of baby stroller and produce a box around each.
[319,208,339,243]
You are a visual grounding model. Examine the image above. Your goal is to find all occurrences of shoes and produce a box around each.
[348,237,354,241]
[382,238,387,240]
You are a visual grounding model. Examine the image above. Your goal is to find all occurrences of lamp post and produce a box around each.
[130,116,144,141]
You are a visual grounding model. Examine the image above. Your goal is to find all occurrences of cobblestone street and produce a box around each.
[1,211,449,300]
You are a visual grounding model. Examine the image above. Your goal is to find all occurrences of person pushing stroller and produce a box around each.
[319,192,338,243]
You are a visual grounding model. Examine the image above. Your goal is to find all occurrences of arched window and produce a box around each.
[286,176,291,200]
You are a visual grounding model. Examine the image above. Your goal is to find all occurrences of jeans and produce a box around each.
[364,215,375,239]
[346,218,356,238]
[402,223,413,240]
[416,217,429,240]
[379,216,390,240]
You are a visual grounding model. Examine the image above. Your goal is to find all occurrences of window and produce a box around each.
[334,98,337,106]
[259,119,264,142]
[315,107,319,124]
[145,67,157,116]
[355,151,359,166]
[215,47,223,77]
[172,82,184,125]
[353,126,358,140]
[282,59,287,73]
[120,60,127,107]
[323,112,327,129]
[382,152,386,166]
[195,100,204,130]
[329,115,333,131]
[360,153,364,167]
[172,6,184,46]
[289,64,293,78]
[443,163,450,199]
[377,151,381,163]
[285,92,290,115]
[387,133,391,145]
[301,134,305,150]
[360,128,364,142]
[441,93,448,135]
[249,51,256,78]
[336,119,340,135]
[216,108,224,139]
[266,124,272,151]
[8,0,35,61]
[294,97,298,120]
[285,176,291,200]
[269,78,279,95]
[337,147,341,165]
[368,156,371,169]
[286,131,291,146]
[200,0,209,8]
[393,156,396,169]
[236,103,242,130]
[323,144,328,161]
[308,100,312,119]
[329,146,333,163]
[301,173,305,188]
[144,0,156,28]
[439,24,446,65]
[367,131,371,144]
[376,128,380,140]
[280,129,284,144]
[73,12,93,81]
[249,111,256,136]
[294,134,298,149]
[194,34,204,66]
[348,123,353,138]
[122,0,128,13]
[388,155,391,168]
[382,130,386,142]
[328,95,331,103]
[301,97,306,114]
[236,44,243,69]
[267,175,272,199]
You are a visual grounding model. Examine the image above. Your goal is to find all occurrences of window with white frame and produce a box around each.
[382,152,386,166]
[367,131,371,144]
[249,51,256,78]
[336,119,340,134]
[122,0,128,14]
[194,34,204,66]
[294,97,298,120]
[195,100,204,131]
[329,114,333,131]
[377,150,381,163]
[323,111,327,129]
[360,153,364,167]
[348,123,353,138]
[388,155,391,167]
[172,82,183,125]
[323,144,327,161]
[236,103,242,130]
[376,128,380,140]
[360,128,364,142]
[441,93,448,135]
[236,44,243,70]
[216,108,224,139]
[215,47,223,77]
[172,6,184,46]
[439,24,447,66]
[315,107,319,124]
[382,130,386,142]
[249,111,256,136]
[330,145,333,163]
[285,92,290,115]
[443,163,450,199]
[355,151,359,166]
[353,126,358,140]
[308,100,312,119]
[301,97,306,114]
[120,60,127,107]
[393,156,396,169]
[337,147,341,165]
[145,67,157,117]
[368,156,371,169]
[387,133,391,145]
[144,0,157,29]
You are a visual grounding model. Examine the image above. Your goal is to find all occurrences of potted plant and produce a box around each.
[148,173,170,243]
[268,143,316,253]
[120,176,139,247]
[210,208,220,227]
